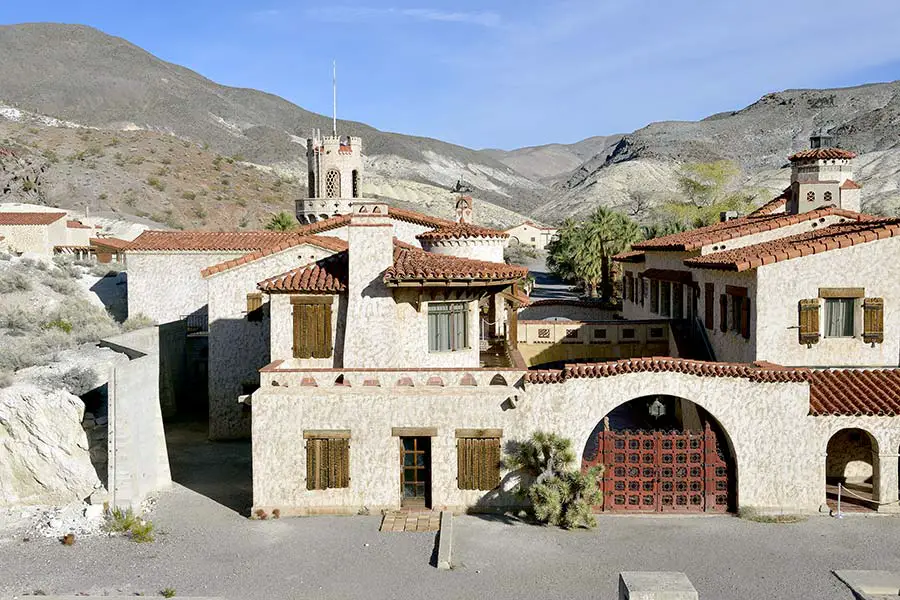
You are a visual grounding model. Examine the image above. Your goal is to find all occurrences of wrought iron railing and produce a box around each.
[183,313,208,334]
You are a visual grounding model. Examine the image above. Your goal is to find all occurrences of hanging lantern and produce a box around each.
[648,398,666,419]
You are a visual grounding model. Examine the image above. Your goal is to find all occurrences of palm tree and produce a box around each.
[265,211,297,232]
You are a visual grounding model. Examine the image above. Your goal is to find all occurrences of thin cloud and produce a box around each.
[304,6,501,28]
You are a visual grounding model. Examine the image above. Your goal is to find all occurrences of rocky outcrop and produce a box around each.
[0,383,102,506]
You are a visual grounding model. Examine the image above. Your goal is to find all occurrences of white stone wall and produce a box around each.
[697,214,849,256]
[126,251,245,324]
[0,223,51,254]
[269,293,345,369]
[66,226,92,247]
[252,370,852,515]
[754,236,900,367]
[206,243,336,439]
[421,237,505,262]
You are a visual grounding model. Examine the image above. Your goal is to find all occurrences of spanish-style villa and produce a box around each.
[504,220,558,250]
[123,131,900,518]
[0,204,128,262]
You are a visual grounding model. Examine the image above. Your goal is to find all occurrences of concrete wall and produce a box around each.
[251,368,875,516]
[755,236,900,367]
[205,243,337,440]
[126,251,245,324]
[102,328,172,511]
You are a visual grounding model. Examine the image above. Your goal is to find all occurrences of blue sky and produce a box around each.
[4,1,900,149]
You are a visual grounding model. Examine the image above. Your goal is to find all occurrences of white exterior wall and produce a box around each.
[66,226,92,247]
[506,223,556,249]
[421,237,506,262]
[269,293,346,369]
[0,223,51,254]
[126,251,245,324]
[693,269,757,364]
[754,236,900,367]
[205,243,338,439]
[697,215,849,256]
[252,370,855,515]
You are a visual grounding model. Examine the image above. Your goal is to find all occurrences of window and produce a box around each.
[824,190,833,204]
[730,295,743,333]
[292,296,333,359]
[824,298,855,337]
[457,430,501,490]
[650,280,659,313]
[649,327,664,338]
[351,170,360,198]
[325,169,341,198]
[660,282,671,317]
[672,283,683,319]
[807,190,815,204]
[246,292,264,322]
[725,286,750,338]
[593,328,607,340]
[622,328,636,339]
[428,302,468,352]
[304,431,350,490]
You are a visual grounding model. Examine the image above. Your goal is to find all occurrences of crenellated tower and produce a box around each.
[296,129,364,224]
[786,133,861,214]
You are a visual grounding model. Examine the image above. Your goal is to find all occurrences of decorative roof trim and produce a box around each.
[789,148,857,162]
[201,235,347,278]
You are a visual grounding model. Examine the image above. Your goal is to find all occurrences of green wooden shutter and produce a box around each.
[863,298,884,344]
[799,299,820,345]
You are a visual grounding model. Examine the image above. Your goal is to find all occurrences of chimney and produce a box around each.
[720,210,739,222]
[343,200,395,368]
[809,132,832,149]
[455,195,474,224]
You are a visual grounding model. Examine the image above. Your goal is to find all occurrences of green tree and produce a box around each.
[659,160,759,228]
[506,431,602,529]
[264,211,297,232]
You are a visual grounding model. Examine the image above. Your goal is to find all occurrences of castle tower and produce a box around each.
[296,130,364,224]
[786,134,861,214]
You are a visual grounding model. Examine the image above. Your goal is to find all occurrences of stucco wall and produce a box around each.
[421,238,505,262]
[754,236,900,367]
[126,251,245,324]
[66,226,92,247]
[251,370,854,515]
[269,293,346,369]
[0,223,51,254]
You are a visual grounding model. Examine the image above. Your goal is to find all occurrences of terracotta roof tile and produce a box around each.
[417,222,508,241]
[66,220,91,229]
[386,244,528,284]
[295,207,454,236]
[128,230,292,252]
[748,191,789,217]
[685,217,900,271]
[90,237,131,250]
[809,369,900,416]
[840,179,862,190]
[612,250,646,263]
[258,252,348,293]
[525,357,810,384]
[200,235,347,277]
[0,212,66,226]
[633,206,866,252]
[789,148,857,162]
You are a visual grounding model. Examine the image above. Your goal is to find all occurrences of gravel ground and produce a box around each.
[1,484,898,599]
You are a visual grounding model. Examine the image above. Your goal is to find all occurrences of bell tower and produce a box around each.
[296,131,364,224]
[786,134,860,214]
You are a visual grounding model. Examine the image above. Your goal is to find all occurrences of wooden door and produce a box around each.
[400,437,431,508]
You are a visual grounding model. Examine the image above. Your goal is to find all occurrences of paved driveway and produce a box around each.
[1,483,898,599]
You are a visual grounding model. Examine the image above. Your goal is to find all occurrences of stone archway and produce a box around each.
[826,427,878,511]
[581,395,737,513]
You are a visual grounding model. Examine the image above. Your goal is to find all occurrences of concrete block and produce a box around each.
[436,510,452,570]
[834,570,900,597]
[619,572,698,600]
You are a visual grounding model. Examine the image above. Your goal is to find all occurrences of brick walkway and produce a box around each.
[380,510,441,532]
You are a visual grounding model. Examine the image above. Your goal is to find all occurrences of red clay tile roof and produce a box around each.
[632,206,866,252]
[417,222,508,241]
[128,230,292,252]
[525,357,809,384]
[809,369,900,416]
[90,237,131,250]
[612,250,646,263]
[295,207,454,236]
[789,148,857,161]
[0,212,66,226]
[201,235,347,277]
[840,179,862,190]
[258,252,348,293]
[66,220,91,229]
[386,244,528,284]
[748,191,789,217]
[684,217,900,272]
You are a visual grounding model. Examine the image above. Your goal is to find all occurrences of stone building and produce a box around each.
[296,130,364,224]
[505,220,558,250]
[0,211,67,254]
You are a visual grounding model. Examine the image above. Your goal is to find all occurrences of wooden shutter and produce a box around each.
[292,298,334,359]
[306,436,349,490]
[246,292,263,322]
[457,437,500,491]
[863,298,884,344]
[740,297,751,339]
[719,294,727,332]
[704,284,714,329]
[798,299,820,345]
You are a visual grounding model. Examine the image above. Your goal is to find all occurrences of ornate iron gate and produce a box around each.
[583,422,730,513]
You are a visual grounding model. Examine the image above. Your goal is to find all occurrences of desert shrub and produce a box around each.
[0,270,32,293]
[504,244,538,265]
[146,176,166,191]
[506,431,603,529]
[43,276,80,295]
[44,301,119,344]
[106,508,155,542]
[122,313,156,332]
[43,318,73,334]
[51,365,99,396]
[161,588,176,598]
[181,191,196,201]
[0,329,72,371]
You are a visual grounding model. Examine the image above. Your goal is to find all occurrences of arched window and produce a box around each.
[308,172,316,198]
[806,191,815,203]
[824,191,833,204]
[352,170,360,198]
[325,169,341,198]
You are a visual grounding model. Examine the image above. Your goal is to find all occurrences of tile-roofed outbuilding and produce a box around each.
[632,206,866,252]
[809,369,900,416]
[684,217,900,272]
[90,237,132,250]
[789,148,857,161]
[201,235,348,277]
[0,212,66,225]
[385,243,528,285]
[416,222,508,242]
[128,230,292,252]
[258,251,348,293]
[66,220,91,229]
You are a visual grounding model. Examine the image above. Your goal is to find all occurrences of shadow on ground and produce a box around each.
[164,420,252,515]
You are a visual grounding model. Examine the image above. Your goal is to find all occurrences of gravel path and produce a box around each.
[1,484,898,599]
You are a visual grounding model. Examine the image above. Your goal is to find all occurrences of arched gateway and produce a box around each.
[582,395,736,513]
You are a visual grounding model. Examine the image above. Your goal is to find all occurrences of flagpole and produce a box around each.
[332,60,337,137]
